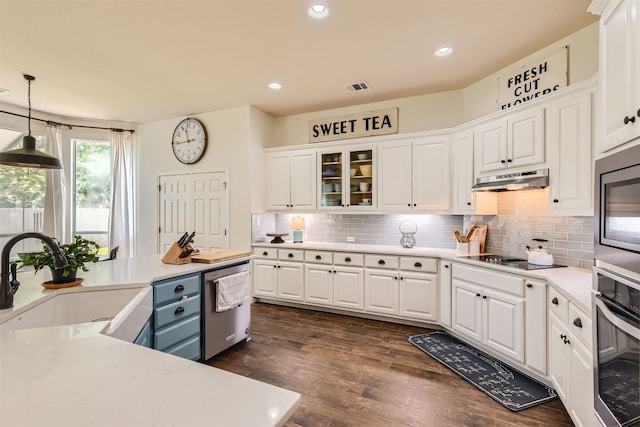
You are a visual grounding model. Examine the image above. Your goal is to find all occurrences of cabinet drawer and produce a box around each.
[305,250,333,264]
[568,303,592,347]
[254,248,277,260]
[334,252,364,267]
[365,254,399,270]
[400,257,438,273]
[164,335,201,361]
[278,249,304,262]
[154,314,200,351]
[154,274,200,306]
[155,295,201,329]
[548,288,569,323]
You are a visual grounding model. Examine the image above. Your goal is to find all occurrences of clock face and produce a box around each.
[172,118,207,164]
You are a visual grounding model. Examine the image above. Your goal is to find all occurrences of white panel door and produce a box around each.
[399,272,438,321]
[305,264,334,305]
[191,172,228,251]
[158,174,190,253]
[474,120,508,173]
[266,153,291,210]
[412,136,451,211]
[451,130,474,214]
[377,141,412,211]
[365,270,398,315]
[508,107,545,168]
[334,266,364,310]
[482,289,525,363]
[452,280,482,341]
[158,171,228,253]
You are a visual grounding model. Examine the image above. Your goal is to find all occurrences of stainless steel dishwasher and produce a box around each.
[202,261,251,360]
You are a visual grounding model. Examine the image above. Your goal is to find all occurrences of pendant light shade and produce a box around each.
[0,74,62,169]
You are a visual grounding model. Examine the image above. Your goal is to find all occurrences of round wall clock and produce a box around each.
[171,118,207,164]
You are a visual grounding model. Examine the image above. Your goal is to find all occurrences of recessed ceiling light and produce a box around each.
[268,82,282,90]
[308,2,329,19]
[434,46,453,57]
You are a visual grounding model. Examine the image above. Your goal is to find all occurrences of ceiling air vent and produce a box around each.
[345,81,369,92]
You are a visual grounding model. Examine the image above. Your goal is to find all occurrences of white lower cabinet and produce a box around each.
[452,263,526,364]
[253,249,304,301]
[304,251,364,310]
[365,255,439,321]
[549,302,598,427]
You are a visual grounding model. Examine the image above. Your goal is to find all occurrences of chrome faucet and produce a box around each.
[0,232,68,309]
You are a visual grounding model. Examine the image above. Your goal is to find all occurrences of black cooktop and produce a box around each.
[464,255,567,270]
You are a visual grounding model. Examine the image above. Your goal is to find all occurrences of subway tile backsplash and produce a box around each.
[252,190,595,270]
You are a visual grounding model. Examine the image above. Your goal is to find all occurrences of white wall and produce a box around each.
[270,22,599,149]
[136,105,273,255]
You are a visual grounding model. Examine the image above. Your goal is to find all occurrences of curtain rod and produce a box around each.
[0,109,135,133]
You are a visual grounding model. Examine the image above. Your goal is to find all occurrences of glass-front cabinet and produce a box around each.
[319,147,375,210]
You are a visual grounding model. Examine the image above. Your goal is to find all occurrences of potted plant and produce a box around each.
[20,235,101,283]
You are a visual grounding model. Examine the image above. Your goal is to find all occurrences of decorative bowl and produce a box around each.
[359,165,372,176]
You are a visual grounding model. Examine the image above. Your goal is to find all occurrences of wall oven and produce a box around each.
[594,143,640,426]
[593,264,640,427]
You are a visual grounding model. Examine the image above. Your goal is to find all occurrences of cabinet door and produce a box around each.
[452,279,482,341]
[305,264,334,305]
[599,0,640,151]
[334,266,364,310]
[548,313,569,402]
[319,150,344,209]
[451,130,474,213]
[290,150,317,210]
[378,141,412,211]
[399,272,438,321]
[547,93,593,215]
[483,288,525,363]
[474,119,508,173]
[524,280,547,375]
[278,262,304,301]
[266,153,291,210]
[507,107,545,168]
[253,260,278,297]
[569,337,596,427]
[412,136,451,211]
[365,270,398,315]
[347,148,375,209]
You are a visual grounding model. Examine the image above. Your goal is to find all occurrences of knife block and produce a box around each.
[161,242,193,265]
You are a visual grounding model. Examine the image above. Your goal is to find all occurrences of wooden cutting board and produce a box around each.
[191,250,252,264]
[472,224,488,253]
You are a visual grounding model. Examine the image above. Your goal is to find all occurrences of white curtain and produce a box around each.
[108,130,135,258]
[43,124,66,241]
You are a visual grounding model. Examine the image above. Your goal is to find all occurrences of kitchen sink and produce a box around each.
[0,286,152,340]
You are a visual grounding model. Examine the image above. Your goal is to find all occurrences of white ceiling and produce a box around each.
[0,1,598,124]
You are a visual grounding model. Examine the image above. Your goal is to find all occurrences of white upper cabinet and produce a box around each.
[547,91,594,215]
[266,149,316,211]
[593,0,640,152]
[474,107,545,174]
[451,130,475,214]
[378,136,450,212]
[318,146,376,211]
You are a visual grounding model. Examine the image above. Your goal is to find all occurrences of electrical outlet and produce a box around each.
[347,236,355,242]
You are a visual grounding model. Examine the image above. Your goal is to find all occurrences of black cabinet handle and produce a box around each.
[553,199,559,203]
[467,202,471,206]
[501,159,506,164]
[573,318,583,328]
[262,251,268,256]
[378,259,386,265]
[563,337,571,345]
[315,255,322,260]
[413,203,417,207]
[288,253,294,258]
[560,333,566,340]
[400,277,404,280]
[552,297,559,305]
[345,257,351,262]
[414,262,422,267]
[482,295,487,299]
[526,283,533,288]
[273,265,277,268]
[624,115,636,124]
[175,306,185,315]
[174,284,184,293]
[407,203,411,207]
[637,108,640,118]
[394,276,398,280]
[277,265,281,268]
[507,159,512,163]
[476,293,481,297]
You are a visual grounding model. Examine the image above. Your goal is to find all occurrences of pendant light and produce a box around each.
[0,74,62,169]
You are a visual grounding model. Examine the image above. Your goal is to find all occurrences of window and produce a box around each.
[74,140,111,249]
[0,133,46,255]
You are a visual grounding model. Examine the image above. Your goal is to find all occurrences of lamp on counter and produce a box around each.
[0,74,62,169]
[291,216,305,243]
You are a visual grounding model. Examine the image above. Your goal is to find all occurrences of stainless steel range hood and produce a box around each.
[471,169,549,192]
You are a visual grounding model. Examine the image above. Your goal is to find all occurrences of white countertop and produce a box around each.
[0,253,301,427]
[253,241,594,311]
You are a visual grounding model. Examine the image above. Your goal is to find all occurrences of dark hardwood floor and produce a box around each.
[206,302,574,427]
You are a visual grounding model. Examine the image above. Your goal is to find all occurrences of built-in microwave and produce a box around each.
[594,143,640,277]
